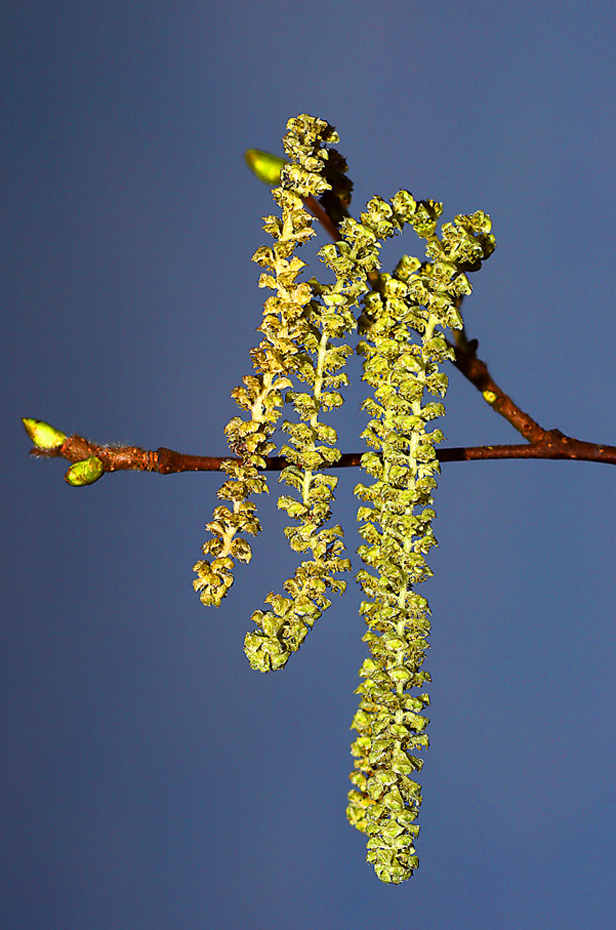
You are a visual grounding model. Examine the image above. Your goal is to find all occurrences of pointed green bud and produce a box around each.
[22,418,67,450]
[245,149,287,186]
[65,456,104,487]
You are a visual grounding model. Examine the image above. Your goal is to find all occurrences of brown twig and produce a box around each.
[449,339,545,442]
[30,429,616,478]
[304,194,342,242]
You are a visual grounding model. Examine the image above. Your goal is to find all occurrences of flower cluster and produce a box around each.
[347,202,494,882]
[244,136,381,672]
[193,116,338,609]
[200,114,495,881]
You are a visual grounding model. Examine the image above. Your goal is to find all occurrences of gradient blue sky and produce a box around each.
[3,2,616,928]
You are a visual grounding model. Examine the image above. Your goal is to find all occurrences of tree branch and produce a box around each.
[449,337,545,442]
[26,426,616,484]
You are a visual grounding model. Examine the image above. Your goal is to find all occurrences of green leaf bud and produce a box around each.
[245,149,287,185]
[64,456,104,487]
[22,418,67,450]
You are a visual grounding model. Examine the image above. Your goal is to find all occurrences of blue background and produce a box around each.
[3,1,616,927]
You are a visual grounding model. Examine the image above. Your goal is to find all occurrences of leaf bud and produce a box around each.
[64,456,104,487]
[22,418,67,450]
[245,149,287,186]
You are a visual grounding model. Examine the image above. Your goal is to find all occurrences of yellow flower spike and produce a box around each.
[64,456,105,487]
[22,418,67,450]
[245,149,287,186]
